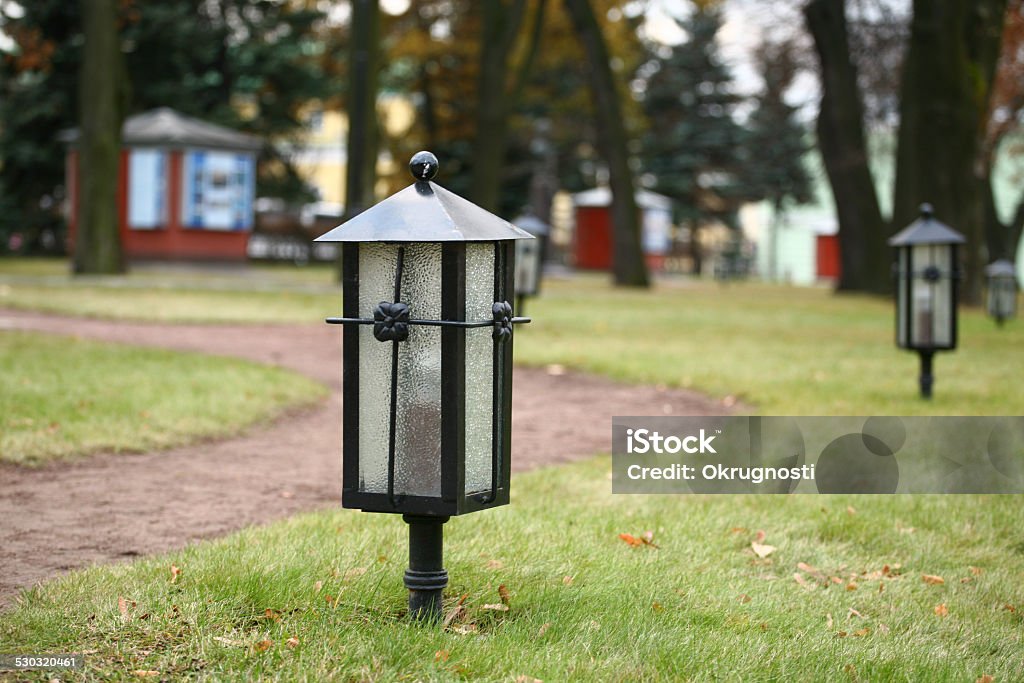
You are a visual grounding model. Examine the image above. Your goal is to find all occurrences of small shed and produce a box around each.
[571,187,672,272]
[63,108,262,261]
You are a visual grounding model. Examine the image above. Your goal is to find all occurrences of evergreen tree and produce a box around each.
[640,4,748,247]
[745,39,813,279]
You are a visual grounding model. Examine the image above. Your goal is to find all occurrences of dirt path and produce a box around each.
[0,309,733,607]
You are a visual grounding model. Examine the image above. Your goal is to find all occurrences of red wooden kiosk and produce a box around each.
[63,108,262,261]
[571,187,673,272]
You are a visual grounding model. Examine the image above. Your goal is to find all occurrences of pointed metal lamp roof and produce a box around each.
[888,203,966,246]
[985,259,1017,278]
[512,212,550,237]
[315,152,534,243]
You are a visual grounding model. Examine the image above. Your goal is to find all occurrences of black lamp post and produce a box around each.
[315,151,533,621]
[511,212,549,316]
[888,203,965,399]
[984,259,1018,326]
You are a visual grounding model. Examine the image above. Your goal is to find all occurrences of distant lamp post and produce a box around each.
[511,212,549,315]
[315,151,532,622]
[888,203,965,399]
[984,259,1018,326]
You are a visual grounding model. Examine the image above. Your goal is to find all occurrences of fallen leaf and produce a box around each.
[132,671,159,677]
[729,527,748,535]
[442,594,469,629]
[976,676,994,683]
[562,575,574,586]
[264,609,281,622]
[1001,604,1016,613]
[485,559,503,570]
[515,676,542,683]
[848,608,865,619]
[934,603,949,617]
[846,582,858,591]
[754,530,767,543]
[794,573,816,590]
[641,530,658,547]
[254,639,273,653]
[482,603,509,611]
[537,622,551,637]
[852,627,871,637]
[751,542,776,559]
[738,594,751,604]
[498,584,511,606]
[970,566,983,576]
[434,650,450,663]
[286,637,299,649]
[324,594,335,605]
[170,565,182,584]
[877,623,890,635]
[451,624,477,635]
[314,581,323,592]
[797,562,819,574]
[651,602,663,611]
[213,636,246,647]
[836,631,848,638]
[344,567,367,580]
[960,577,974,584]
[619,533,642,546]
[922,574,945,586]
[137,613,150,620]
[846,506,857,515]
[826,613,833,628]
[545,364,565,376]
[118,596,129,618]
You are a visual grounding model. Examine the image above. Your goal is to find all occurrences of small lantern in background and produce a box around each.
[888,203,965,399]
[511,212,549,315]
[984,259,1018,326]
[315,151,532,621]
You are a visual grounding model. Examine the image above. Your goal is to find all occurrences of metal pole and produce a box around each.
[918,350,934,399]
[402,515,449,621]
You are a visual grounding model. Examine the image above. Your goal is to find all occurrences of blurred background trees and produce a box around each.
[2,0,1024,295]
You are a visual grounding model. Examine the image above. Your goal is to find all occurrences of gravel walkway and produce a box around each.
[0,308,733,607]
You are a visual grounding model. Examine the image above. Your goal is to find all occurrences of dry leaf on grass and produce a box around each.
[738,594,752,604]
[254,639,273,653]
[170,564,181,584]
[213,636,246,647]
[619,532,659,549]
[485,559,503,570]
[852,627,871,637]
[969,566,983,576]
[922,574,945,585]
[434,650,450,663]
[498,584,511,606]
[934,603,949,617]
[537,622,551,637]
[826,613,833,628]
[443,594,469,629]
[754,530,767,543]
[794,573,816,590]
[286,637,299,649]
[976,675,994,683]
[751,542,776,559]
[515,676,543,683]
[1002,604,1016,613]
[344,567,367,580]
[132,671,160,677]
[482,604,509,612]
[562,575,574,586]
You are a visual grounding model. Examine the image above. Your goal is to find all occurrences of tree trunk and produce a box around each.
[338,0,379,281]
[344,0,380,221]
[563,0,648,287]
[804,0,888,294]
[470,0,545,212]
[893,0,1006,305]
[75,0,125,275]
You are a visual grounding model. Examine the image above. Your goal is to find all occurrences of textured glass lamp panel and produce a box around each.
[465,243,495,494]
[515,239,540,296]
[357,242,444,498]
[897,249,908,347]
[909,244,952,347]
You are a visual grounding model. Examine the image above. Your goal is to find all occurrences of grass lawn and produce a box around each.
[3,260,1020,414]
[516,277,1024,415]
[1,457,1020,681]
[0,331,327,465]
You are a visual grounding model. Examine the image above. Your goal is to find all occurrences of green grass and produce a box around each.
[516,277,1024,415]
[3,259,1021,413]
[0,331,327,465]
[2,457,1021,681]
[0,257,337,323]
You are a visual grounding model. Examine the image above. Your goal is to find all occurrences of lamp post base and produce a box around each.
[918,350,934,399]
[402,514,449,622]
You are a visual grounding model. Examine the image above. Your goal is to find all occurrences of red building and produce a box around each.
[571,187,673,272]
[64,108,261,261]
